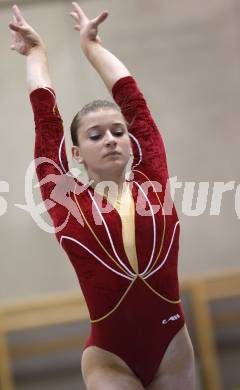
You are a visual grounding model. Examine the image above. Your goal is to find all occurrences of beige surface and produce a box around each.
[0,0,239,300]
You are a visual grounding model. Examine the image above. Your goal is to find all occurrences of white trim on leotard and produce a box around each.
[60,235,134,281]
[88,190,136,278]
[129,133,142,168]
[143,221,179,280]
[133,181,157,277]
[58,135,67,174]
[43,87,55,99]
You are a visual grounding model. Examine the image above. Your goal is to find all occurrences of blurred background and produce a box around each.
[0,0,239,389]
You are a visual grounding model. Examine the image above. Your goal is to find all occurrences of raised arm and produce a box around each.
[9,5,69,224]
[9,5,52,92]
[70,2,169,187]
[70,2,130,92]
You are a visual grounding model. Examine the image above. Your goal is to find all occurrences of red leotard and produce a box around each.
[30,76,185,387]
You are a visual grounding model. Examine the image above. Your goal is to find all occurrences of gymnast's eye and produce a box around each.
[89,131,102,141]
[112,126,125,136]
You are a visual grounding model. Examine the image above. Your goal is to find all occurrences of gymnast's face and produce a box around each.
[71,109,131,181]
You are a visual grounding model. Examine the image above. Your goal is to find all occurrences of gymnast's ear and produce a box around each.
[71,145,83,164]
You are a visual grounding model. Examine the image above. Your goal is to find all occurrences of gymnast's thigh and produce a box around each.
[81,345,145,390]
[146,324,195,390]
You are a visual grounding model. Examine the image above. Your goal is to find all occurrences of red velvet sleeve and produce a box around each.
[30,87,70,225]
[112,76,169,188]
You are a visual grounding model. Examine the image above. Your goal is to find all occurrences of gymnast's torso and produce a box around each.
[31,75,187,386]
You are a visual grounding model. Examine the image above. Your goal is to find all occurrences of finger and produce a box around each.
[96,36,102,45]
[71,2,86,21]
[74,25,80,31]
[12,4,26,24]
[91,11,108,27]
[11,15,18,29]
[9,22,27,33]
[10,30,16,50]
[10,29,17,50]
[10,28,16,39]
[70,11,79,22]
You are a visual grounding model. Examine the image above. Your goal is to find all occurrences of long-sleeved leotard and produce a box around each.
[30,76,185,387]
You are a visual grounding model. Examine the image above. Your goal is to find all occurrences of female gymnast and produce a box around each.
[9,2,195,389]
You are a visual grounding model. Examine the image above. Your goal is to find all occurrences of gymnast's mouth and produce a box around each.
[103,151,121,157]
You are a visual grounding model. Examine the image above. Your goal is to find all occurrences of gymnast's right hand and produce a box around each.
[9,5,44,56]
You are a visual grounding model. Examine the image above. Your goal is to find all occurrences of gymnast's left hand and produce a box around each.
[70,2,108,48]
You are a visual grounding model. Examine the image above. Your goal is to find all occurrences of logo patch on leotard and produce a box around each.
[162,313,180,325]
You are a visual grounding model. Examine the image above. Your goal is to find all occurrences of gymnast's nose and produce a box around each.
[104,129,117,147]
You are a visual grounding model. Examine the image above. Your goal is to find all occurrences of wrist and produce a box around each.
[27,44,47,58]
[80,39,101,58]
[82,41,105,66]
